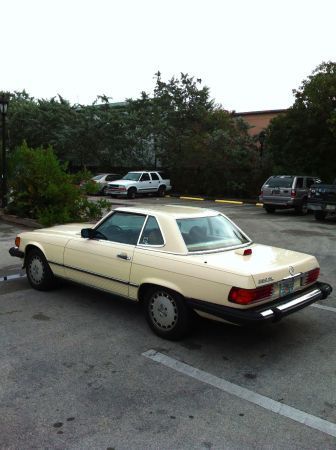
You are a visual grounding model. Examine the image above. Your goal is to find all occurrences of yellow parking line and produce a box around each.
[180,196,205,201]
[215,199,243,205]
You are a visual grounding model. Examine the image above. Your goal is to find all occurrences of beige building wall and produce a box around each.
[235,109,287,136]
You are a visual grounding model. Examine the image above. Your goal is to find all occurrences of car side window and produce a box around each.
[295,177,304,188]
[306,178,315,188]
[95,212,146,245]
[106,174,118,181]
[150,172,159,181]
[140,173,150,181]
[139,216,164,246]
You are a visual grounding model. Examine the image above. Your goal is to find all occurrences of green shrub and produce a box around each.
[70,168,92,185]
[81,180,99,195]
[7,142,110,226]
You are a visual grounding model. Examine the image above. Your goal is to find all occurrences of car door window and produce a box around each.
[139,216,164,246]
[140,173,150,181]
[150,172,159,181]
[106,174,119,181]
[295,177,304,188]
[95,212,146,245]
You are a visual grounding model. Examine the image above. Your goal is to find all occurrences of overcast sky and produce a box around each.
[2,0,335,112]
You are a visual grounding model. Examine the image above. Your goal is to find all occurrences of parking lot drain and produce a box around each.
[0,273,26,282]
[143,349,336,438]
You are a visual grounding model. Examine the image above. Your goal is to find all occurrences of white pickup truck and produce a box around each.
[105,171,172,199]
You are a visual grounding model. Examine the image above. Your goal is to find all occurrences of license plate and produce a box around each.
[279,279,294,297]
[326,204,336,211]
[272,189,280,195]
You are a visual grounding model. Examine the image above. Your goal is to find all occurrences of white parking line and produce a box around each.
[0,273,26,282]
[311,303,336,313]
[143,350,336,438]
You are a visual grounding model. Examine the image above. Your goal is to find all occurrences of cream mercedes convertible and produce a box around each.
[9,205,332,340]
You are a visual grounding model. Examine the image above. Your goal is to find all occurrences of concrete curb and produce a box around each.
[0,210,42,229]
[167,195,262,207]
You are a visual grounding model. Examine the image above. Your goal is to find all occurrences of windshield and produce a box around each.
[92,174,105,181]
[265,176,294,188]
[122,172,141,181]
[176,215,250,252]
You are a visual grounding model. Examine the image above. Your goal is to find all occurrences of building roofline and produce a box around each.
[234,108,288,116]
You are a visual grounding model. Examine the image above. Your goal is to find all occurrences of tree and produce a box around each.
[267,62,336,181]
[126,72,257,196]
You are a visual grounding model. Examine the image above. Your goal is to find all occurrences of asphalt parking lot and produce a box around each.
[1,198,336,449]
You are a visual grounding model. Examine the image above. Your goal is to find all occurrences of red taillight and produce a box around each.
[229,284,274,305]
[260,190,263,198]
[291,189,296,198]
[243,249,252,256]
[302,268,320,285]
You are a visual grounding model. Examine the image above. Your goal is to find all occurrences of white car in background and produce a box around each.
[105,171,172,199]
[81,173,122,195]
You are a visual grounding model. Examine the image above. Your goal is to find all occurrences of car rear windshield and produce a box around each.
[265,176,294,188]
[176,215,249,252]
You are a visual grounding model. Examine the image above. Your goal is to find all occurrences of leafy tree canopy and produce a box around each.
[267,61,336,181]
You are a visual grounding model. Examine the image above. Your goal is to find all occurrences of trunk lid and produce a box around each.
[190,243,318,286]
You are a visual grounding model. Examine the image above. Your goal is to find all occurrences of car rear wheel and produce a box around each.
[295,200,308,215]
[315,211,327,221]
[26,248,55,291]
[157,186,166,197]
[144,287,192,340]
[127,187,137,199]
[265,206,275,213]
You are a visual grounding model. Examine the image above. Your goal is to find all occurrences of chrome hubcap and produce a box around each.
[149,291,178,330]
[29,257,44,284]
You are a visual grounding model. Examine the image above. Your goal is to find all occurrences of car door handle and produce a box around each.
[117,253,131,261]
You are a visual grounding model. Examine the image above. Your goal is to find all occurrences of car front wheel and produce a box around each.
[315,211,327,220]
[127,187,137,199]
[144,287,192,340]
[26,248,55,291]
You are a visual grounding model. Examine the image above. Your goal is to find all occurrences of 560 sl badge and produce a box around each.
[258,277,274,284]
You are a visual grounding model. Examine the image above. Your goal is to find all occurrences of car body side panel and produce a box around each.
[19,233,73,278]
[63,238,135,297]
[129,249,254,305]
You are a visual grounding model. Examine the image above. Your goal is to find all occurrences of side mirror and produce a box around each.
[81,228,94,239]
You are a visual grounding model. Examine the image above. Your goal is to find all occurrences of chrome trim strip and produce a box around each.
[48,260,139,288]
[282,272,302,281]
[276,288,321,311]
[55,274,137,300]
[261,309,274,318]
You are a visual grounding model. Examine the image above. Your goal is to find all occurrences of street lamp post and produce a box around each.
[0,93,9,208]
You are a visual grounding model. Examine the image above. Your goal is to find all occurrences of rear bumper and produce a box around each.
[308,202,336,212]
[187,282,332,325]
[261,198,301,208]
[9,246,24,258]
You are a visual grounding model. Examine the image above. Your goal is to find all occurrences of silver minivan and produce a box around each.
[260,175,321,214]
